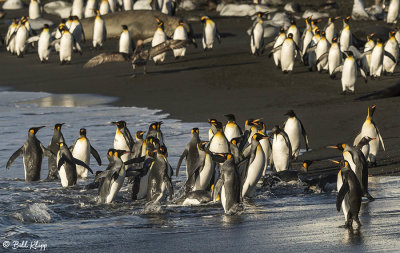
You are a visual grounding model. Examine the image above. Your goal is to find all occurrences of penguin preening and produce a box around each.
[6,126,51,182]
[332,160,362,229]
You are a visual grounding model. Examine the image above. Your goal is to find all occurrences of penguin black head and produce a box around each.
[58,25,66,32]
[245,118,255,126]
[149,122,157,130]
[61,19,66,24]
[332,37,338,43]
[200,16,208,23]
[114,149,128,158]
[95,171,103,177]
[330,159,349,169]
[376,38,382,44]
[279,27,284,33]
[289,18,296,25]
[271,125,281,134]
[56,141,66,148]
[122,25,128,30]
[285,110,296,118]
[29,126,45,135]
[327,143,346,151]
[230,137,241,146]
[68,16,73,21]
[208,118,218,125]
[159,145,168,156]
[252,118,262,126]
[214,121,223,131]
[198,141,208,150]
[96,10,100,16]
[321,31,326,37]
[345,51,354,57]
[256,121,266,131]
[146,136,156,144]
[136,131,145,139]
[358,136,375,147]
[178,18,184,25]
[288,33,293,39]
[112,121,126,129]
[73,16,79,21]
[156,18,164,29]
[224,114,236,122]
[302,160,313,171]
[305,16,312,24]
[368,105,376,118]
[315,29,320,35]
[213,153,232,163]
[256,12,263,18]
[390,31,396,37]
[80,128,87,137]
[191,128,199,135]
[43,24,49,29]
[157,121,163,130]
[54,123,64,131]
[107,148,115,158]
[252,132,269,142]
[344,16,350,24]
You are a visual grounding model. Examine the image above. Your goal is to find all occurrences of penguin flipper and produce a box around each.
[281,131,293,161]
[122,128,134,151]
[315,52,328,66]
[353,132,362,146]
[125,156,146,165]
[73,158,93,174]
[298,119,310,151]
[336,179,349,212]
[359,68,368,83]
[357,49,372,60]
[331,65,343,77]
[384,51,397,64]
[90,145,102,166]
[96,169,114,181]
[212,177,224,201]
[375,125,385,151]
[6,146,24,169]
[26,36,39,44]
[164,174,174,200]
[176,149,188,176]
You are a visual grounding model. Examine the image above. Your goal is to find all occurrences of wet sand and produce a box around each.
[0,1,399,173]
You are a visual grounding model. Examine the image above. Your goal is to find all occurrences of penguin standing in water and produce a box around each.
[152,18,167,63]
[112,121,134,162]
[271,125,292,172]
[339,16,352,52]
[131,131,145,158]
[119,25,134,54]
[146,149,174,203]
[387,0,399,24]
[97,149,130,203]
[176,128,200,184]
[212,153,241,214]
[250,12,264,55]
[47,123,65,180]
[70,128,102,179]
[332,160,362,229]
[282,110,309,159]
[208,118,217,141]
[353,105,385,166]
[208,121,230,154]
[383,31,399,75]
[331,51,367,94]
[6,126,50,182]
[146,121,165,145]
[256,122,272,176]
[57,142,93,187]
[223,114,242,142]
[201,16,221,50]
[270,27,286,68]
[131,149,156,200]
[241,133,269,198]
[92,10,106,49]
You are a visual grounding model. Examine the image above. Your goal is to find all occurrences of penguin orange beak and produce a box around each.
[334,16,341,20]
[329,159,340,164]
[371,137,376,140]
[327,146,338,149]
[371,105,376,109]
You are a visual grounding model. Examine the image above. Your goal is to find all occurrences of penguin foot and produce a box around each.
[283,70,288,74]
[17,54,23,58]
[366,193,375,201]
[341,91,347,95]
[60,60,65,65]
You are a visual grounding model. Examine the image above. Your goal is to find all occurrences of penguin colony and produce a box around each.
[6,105,385,229]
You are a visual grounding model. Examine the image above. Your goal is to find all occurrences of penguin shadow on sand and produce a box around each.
[160,50,252,66]
[341,227,364,245]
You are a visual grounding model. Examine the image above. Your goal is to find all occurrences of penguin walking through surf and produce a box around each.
[271,125,292,172]
[97,149,130,203]
[331,51,367,94]
[29,0,41,19]
[282,110,309,159]
[57,142,93,187]
[130,148,156,200]
[131,131,145,158]
[47,124,65,180]
[270,27,286,68]
[92,10,106,49]
[353,105,385,167]
[71,0,84,19]
[172,19,191,59]
[146,121,165,145]
[339,17,352,52]
[212,153,241,214]
[383,31,399,75]
[250,12,264,56]
[333,160,362,229]
[223,114,242,142]
[112,121,134,162]
[70,128,102,179]
[6,126,51,182]
[119,25,134,54]
[201,16,221,50]
[387,0,400,24]
[241,133,269,198]
[152,18,168,63]
[256,122,272,176]
[208,121,230,154]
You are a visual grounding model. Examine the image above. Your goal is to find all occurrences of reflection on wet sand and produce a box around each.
[18,94,118,107]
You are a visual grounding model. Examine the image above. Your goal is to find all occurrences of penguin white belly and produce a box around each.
[325,25,335,43]
[284,118,301,157]
[273,35,285,67]
[72,0,84,18]
[250,23,264,54]
[172,27,188,57]
[209,133,229,153]
[123,0,133,10]
[59,166,69,187]
[23,156,27,181]
[383,41,398,73]
[337,172,350,222]
[328,45,341,75]
[272,135,290,172]
[340,30,351,51]
[113,132,130,162]
[242,146,265,198]
[137,172,150,199]
[287,27,299,47]
[280,41,295,71]
[29,2,41,19]
[85,1,96,18]
[194,154,214,191]
[152,30,167,63]
[108,0,116,12]
[387,0,400,23]
[38,34,50,61]
[221,185,227,213]
[119,32,131,54]
[60,34,72,62]
[99,1,110,15]
[302,31,313,56]
[106,174,125,203]
[161,0,171,15]
[203,24,216,49]
[208,128,214,141]
[224,124,240,142]
[72,139,90,178]
[15,29,27,55]
[93,20,105,47]
[370,48,383,77]
[342,59,356,92]
[260,138,271,176]
[343,152,356,175]
[316,40,329,71]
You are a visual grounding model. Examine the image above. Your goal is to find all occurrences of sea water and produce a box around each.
[0,91,399,252]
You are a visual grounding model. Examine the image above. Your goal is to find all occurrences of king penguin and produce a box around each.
[84,0,97,18]
[353,105,385,167]
[282,110,309,159]
[14,18,29,57]
[112,121,134,162]
[286,18,300,50]
[92,10,106,49]
[271,125,292,172]
[278,33,302,73]
[223,114,242,142]
[57,25,83,64]
[152,18,168,63]
[339,16,352,52]
[271,27,286,68]
[387,0,400,24]
[119,25,134,54]
[188,141,216,192]
[47,123,65,180]
[71,0,84,19]
[201,16,221,50]
[70,128,102,179]
[250,12,264,56]
[29,0,41,20]
[383,31,399,75]
[172,19,190,59]
[37,24,51,63]
[6,126,49,182]
[208,121,230,154]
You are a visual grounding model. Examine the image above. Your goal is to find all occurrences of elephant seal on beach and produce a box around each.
[81,10,194,40]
